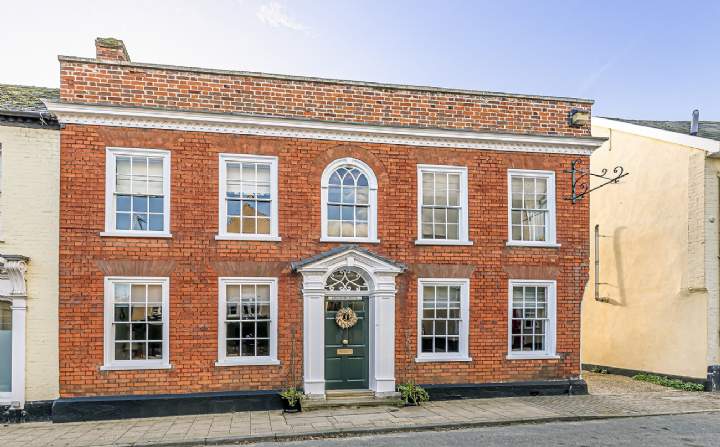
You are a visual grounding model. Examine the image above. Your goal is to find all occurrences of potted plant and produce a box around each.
[280,387,304,413]
[398,381,430,406]
[279,328,304,413]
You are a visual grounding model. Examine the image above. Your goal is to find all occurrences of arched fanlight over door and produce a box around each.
[324,268,369,292]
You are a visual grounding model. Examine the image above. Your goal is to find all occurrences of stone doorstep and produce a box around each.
[302,390,404,411]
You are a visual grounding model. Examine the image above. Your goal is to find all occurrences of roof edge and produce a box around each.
[593,117,720,154]
[58,55,594,105]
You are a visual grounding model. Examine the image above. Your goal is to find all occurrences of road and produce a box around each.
[239,413,720,447]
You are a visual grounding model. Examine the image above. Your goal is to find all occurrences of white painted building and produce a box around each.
[0,84,60,419]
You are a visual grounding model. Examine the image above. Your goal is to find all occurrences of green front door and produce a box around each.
[324,298,369,390]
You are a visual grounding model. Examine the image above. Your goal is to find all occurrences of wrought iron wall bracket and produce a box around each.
[564,159,628,203]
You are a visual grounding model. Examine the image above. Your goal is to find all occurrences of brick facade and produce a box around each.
[57,41,591,398]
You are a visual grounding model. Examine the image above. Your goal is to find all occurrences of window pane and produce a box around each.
[115,342,130,361]
[116,177,131,194]
[227,340,240,356]
[148,179,163,195]
[242,339,255,356]
[116,195,131,212]
[131,306,146,321]
[115,323,130,341]
[342,187,355,204]
[356,187,369,205]
[328,221,341,237]
[256,339,270,356]
[257,218,271,234]
[328,186,341,203]
[132,178,148,195]
[227,216,241,233]
[148,196,163,213]
[114,284,130,302]
[434,173,448,205]
[422,173,434,205]
[257,164,270,182]
[148,342,163,359]
[116,156,131,175]
[341,222,354,237]
[148,158,163,176]
[227,322,240,338]
[227,163,241,180]
[148,214,164,231]
[242,218,256,234]
[131,342,147,360]
[132,157,147,176]
[148,323,163,340]
[114,305,129,322]
[356,223,368,237]
[131,323,147,340]
[242,163,255,182]
[257,201,271,218]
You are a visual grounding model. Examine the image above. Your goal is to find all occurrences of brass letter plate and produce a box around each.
[336,348,353,355]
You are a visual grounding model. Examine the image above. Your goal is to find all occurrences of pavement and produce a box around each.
[2,373,720,446]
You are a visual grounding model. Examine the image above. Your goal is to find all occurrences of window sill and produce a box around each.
[506,354,560,361]
[415,356,472,363]
[100,232,173,239]
[100,363,173,371]
[215,234,282,242]
[415,239,473,246]
[505,241,561,248]
[215,358,281,367]
[320,237,380,244]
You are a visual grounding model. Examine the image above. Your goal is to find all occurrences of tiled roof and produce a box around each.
[0,84,59,113]
[604,118,720,142]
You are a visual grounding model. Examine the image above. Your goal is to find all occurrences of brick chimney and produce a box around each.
[95,37,130,62]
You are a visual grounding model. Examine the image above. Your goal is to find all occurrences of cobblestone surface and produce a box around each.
[2,374,718,446]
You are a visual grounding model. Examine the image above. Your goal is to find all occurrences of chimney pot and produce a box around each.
[95,37,130,62]
[690,109,699,136]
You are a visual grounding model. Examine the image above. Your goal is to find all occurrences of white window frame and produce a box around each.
[102,276,171,370]
[415,165,471,246]
[415,278,471,362]
[507,279,557,360]
[216,277,279,366]
[320,157,379,243]
[506,169,558,247]
[216,153,280,241]
[102,147,172,238]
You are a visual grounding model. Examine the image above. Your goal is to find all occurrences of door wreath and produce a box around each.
[335,307,358,329]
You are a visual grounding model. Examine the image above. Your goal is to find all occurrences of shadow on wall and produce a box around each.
[596,226,627,307]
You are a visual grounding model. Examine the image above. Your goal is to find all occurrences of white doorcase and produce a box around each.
[294,247,403,397]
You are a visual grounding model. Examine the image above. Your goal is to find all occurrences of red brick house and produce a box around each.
[47,38,603,421]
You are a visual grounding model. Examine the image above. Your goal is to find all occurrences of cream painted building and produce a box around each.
[0,84,60,419]
[582,116,720,386]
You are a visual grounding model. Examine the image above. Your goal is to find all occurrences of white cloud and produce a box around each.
[256,2,309,32]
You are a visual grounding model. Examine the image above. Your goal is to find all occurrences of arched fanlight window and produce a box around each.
[321,158,378,242]
[325,269,369,292]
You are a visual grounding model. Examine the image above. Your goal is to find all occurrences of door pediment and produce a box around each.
[291,245,405,276]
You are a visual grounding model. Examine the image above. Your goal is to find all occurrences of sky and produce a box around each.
[1,0,718,120]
